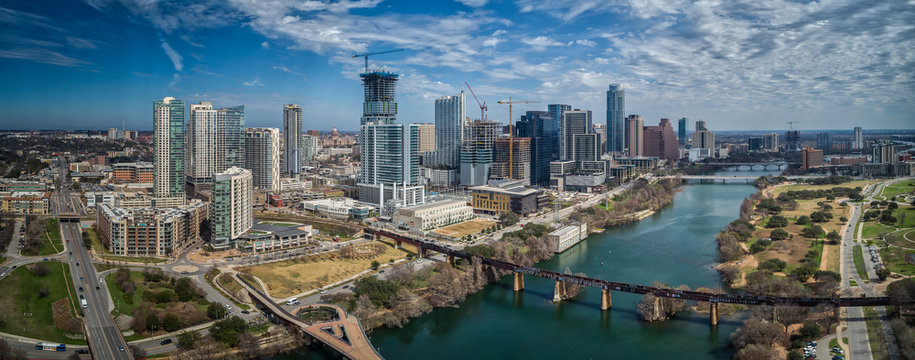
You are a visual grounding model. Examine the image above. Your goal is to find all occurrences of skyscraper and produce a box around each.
[211,167,252,249]
[572,133,600,162]
[416,123,436,153]
[358,71,424,209]
[548,104,571,159]
[435,92,465,168]
[153,97,185,198]
[606,84,624,153]
[460,121,498,186]
[677,118,688,146]
[244,128,281,192]
[493,137,531,184]
[592,123,607,155]
[816,132,831,151]
[186,102,244,190]
[643,118,679,161]
[625,114,644,156]
[871,140,897,164]
[562,110,592,160]
[853,126,863,149]
[690,120,715,149]
[299,134,319,165]
[516,111,557,186]
[283,104,302,175]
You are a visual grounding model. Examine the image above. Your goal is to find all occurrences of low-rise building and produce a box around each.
[470,180,547,215]
[392,199,473,232]
[236,222,313,253]
[302,197,374,220]
[112,162,154,183]
[548,222,588,253]
[614,156,660,170]
[84,191,116,208]
[96,200,208,257]
[0,180,48,192]
[1,191,50,214]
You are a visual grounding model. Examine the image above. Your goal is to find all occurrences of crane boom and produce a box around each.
[495,98,541,180]
[352,49,404,73]
[464,81,487,121]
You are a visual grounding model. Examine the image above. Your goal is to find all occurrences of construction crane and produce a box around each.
[496,97,541,180]
[464,81,487,122]
[787,121,799,130]
[352,49,404,73]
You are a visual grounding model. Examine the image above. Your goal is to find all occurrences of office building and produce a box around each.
[460,121,498,186]
[816,133,831,152]
[677,118,688,147]
[606,84,624,153]
[358,71,424,210]
[572,134,600,162]
[153,97,185,198]
[283,104,303,175]
[643,118,679,161]
[112,162,154,183]
[186,102,245,191]
[96,200,207,257]
[854,127,864,149]
[690,120,715,150]
[625,114,644,156]
[211,167,253,249]
[435,92,465,168]
[801,147,824,170]
[244,128,281,192]
[516,111,558,186]
[470,180,547,215]
[748,137,763,151]
[593,123,607,155]
[562,109,592,160]
[492,137,531,184]
[871,140,897,164]
[302,197,374,220]
[416,123,436,153]
[392,199,473,232]
[549,104,571,159]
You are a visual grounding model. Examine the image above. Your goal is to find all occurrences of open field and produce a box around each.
[35,218,63,255]
[879,247,915,276]
[240,240,415,299]
[862,221,895,240]
[893,206,915,228]
[771,180,878,197]
[880,181,915,199]
[825,243,840,273]
[0,261,86,344]
[432,219,497,238]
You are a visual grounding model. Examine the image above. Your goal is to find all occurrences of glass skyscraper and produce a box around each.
[283,104,302,175]
[678,117,688,146]
[606,84,624,153]
[153,97,185,198]
[434,91,465,168]
[516,111,557,186]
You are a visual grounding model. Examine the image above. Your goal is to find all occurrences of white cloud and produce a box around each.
[261,41,269,49]
[272,65,306,80]
[0,48,88,67]
[160,41,183,71]
[65,36,97,49]
[575,39,596,47]
[521,36,564,50]
[243,78,264,87]
[456,0,488,7]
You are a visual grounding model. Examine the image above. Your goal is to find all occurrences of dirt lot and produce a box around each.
[433,219,497,238]
[240,240,415,299]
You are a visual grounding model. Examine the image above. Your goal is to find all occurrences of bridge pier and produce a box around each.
[833,306,841,325]
[448,255,455,266]
[513,272,524,292]
[552,281,568,302]
[710,302,719,326]
[394,239,402,249]
[418,247,426,259]
[600,288,612,310]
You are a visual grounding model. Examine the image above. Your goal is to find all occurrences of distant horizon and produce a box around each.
[3,127,914,134]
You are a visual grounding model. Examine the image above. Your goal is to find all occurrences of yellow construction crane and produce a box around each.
[496,97,540,180]
[352,49,404,73]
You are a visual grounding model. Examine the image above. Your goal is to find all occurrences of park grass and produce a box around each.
[863,306,891,360]
[106,270,145,316]
[826,243,841,273]
[0,261,86,344]
[38,218,63,255]
[432,218,497,238]
[863,221,894,239]
[850,280,858,287]
[879,247,915,276]
[880,181,915,199]
[853,245,869,280]
[240,240,414,299]
[892,206,915,228]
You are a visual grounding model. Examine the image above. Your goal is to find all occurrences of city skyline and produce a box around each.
[1,0,913,131]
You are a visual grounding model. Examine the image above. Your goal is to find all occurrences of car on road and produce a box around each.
[76,262,79,266]
[181,271,189,275]
[119,345,125,351]
[75,349,89,354]
[241,310,250,314]
[378,270,385,273]
[78,287,83,292]
[160,339,172,345]
[96,285,100,290]
[342,285,350,289]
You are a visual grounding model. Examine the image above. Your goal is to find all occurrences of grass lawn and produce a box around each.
[862,221,894,239]
[260,221,302,227]
[850,280,858,287]
[771,180,878,197]
[106,270,145,316]
[241,240,414,299]
[879,247,915,276]
[853,245,869,280]
[880,181,915,199]
[0,261,86,344]
[863,307,891,360]
[214,274,250,310]
[38,218,63,255]
[892,206,915,228]
[826,243,840,273]
[432,219,497,238]
[86,227,110,254]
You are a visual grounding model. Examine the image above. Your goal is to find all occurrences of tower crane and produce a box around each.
[352,49,404,73]
[496,97,541,180]
[787,121,799,131]
[464,81,487,122]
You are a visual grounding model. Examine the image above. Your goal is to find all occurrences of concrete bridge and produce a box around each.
[701,162,793,171]
[233,274,383,360]
[367,228,909,326]
[674,174,833,184]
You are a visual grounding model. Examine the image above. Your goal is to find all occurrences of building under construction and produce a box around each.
[459,120,499,186]
[492,137,531,185]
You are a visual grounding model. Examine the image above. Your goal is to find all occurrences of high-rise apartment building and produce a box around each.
[153,97,185,198]
[816,132,831,151]
[785,130,800,151]
[853,127,864,149]
[416,123,436,154]
[572,133,600,162]
[677,118,688,146]
[516,111,557,186]
[493,137,531,184]
[283,104,303,175]
[244,128,281,192]
[186,102,244,190]
[625,114,644,156]
[358,71,424,209]
[802,147,824,170]
[871,140,897,164]
[435,92,464,168]
[763,133,779,150]
[299,134,319,166]
[643,118,679,161]
[690,120,715,149]
[593,123,607,155]
[211,167,252,249]
[562,110,592,160]
[460,121,498,186]
[606,84,624,153]
[548,104,571,159]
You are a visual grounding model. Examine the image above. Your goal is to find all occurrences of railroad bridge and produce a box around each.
[366,228,908,326]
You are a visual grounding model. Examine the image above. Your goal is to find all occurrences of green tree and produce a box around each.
[876,267,890,281]
[174,277,196,302]
[765,215,788,228]
[211,316,247,347]
[769,228,789,240]
[146,313,160,332]
[796,215,810,225]
[162,313,181,332]
[177,331,201,350]
[499,211,520,226]
[826,230,841,244]
[797,322,822,341]
[370,260,380,270]
[801,225,824,238]
[791,266,816,282]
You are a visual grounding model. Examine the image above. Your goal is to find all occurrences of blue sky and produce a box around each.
[0,0,913,132]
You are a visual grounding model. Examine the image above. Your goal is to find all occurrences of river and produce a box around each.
[274,174,768,359]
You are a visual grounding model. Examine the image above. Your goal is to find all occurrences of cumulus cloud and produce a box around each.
[521,36,564,50]
[575,39,596,47]
[160,41,183,71]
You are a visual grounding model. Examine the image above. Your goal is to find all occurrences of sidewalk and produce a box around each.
[0,330,89,348]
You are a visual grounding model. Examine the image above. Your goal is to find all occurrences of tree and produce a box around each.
[791,266,816,282]
[735,344,781,360]
[731,317,787,349]
[162,313,181,332]
[130,345,146,360]
[801,225,824,238]
[370,260,380,270]
[146,312,160,332]
[0,338,27,360]
[769,228,789,240]
[211,316,246,347]
[207,302,227,319]
[797,322,822,341]
[826,230,841,244]
[177,331,201,350]
[719,265,741,287]
[499,211,520,226]
[796,215,810,225]
[810,211,831,223]
[765,215,788,228]
[38,285,49,298]
[876,267,890,281]
[31,262,49,276]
